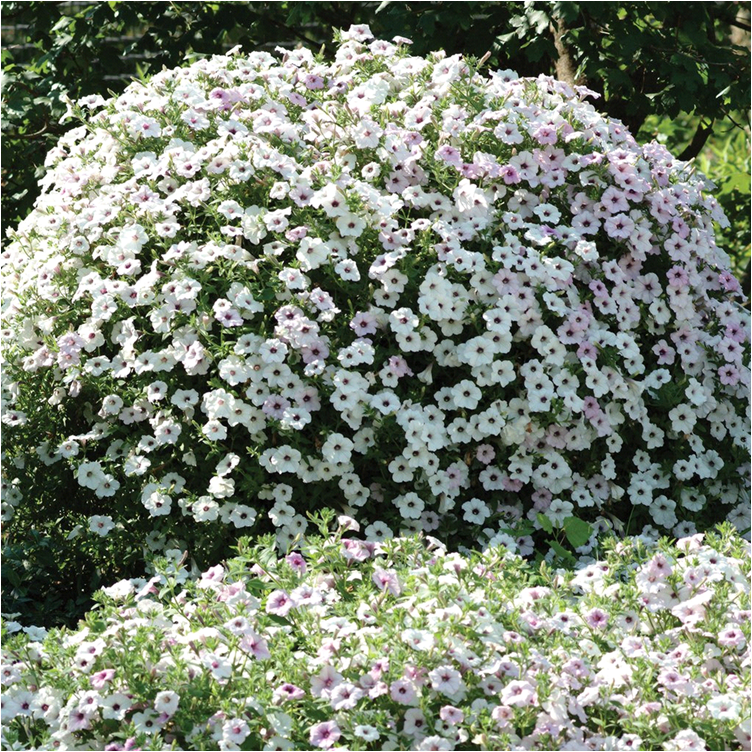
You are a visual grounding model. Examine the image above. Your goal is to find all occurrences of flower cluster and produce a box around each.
[2,24,749,556]
[2,516,749,751]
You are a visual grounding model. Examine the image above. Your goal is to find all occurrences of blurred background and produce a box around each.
[1,1,749,628]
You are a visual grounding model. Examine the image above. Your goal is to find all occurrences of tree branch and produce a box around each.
[2,123,57,140]
[723,110,750,131]
[677,120,714,161]
[551,14,578,85]
[731,3,751,49]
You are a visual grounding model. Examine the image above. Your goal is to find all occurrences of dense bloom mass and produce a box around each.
[1,24,749,558]
[1,517,749,750]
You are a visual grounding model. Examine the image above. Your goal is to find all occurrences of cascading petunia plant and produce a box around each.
[1,24,750,570]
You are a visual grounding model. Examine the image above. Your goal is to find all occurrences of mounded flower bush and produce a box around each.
[1,24,750,584]
[1,516,750,751]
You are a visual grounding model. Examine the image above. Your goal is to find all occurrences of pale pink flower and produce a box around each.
[90,669,115,689]
[718,626,746,649]
[500,679,536,706]
[310,665,343,698]
[439,705,464,725]
[265,589,294,617]
[273,683,305,703]
[585,608,609,629]
[68,708,91,731]
[390,678,418,705]
[491,704,514,728]
[309,720,341,749]
[429,665,463,696]
[372,567,401,595]
[329,682,363,711]
[239,631,271,660]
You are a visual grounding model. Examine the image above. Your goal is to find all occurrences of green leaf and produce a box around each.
[536,513,553,534]
[495,31,516,44]
[563,516,593,548]
[2,568,22,588]
[157,584,173,599]
[527,9,551,35]
[548,539,576,564]
[265,614,291,627]
[304,706,329,722]
[245,578,268,594]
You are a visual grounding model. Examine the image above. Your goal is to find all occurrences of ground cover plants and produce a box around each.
[0,23,750,751]
[2,516,750,751]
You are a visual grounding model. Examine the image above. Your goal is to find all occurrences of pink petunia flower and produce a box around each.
[500,679,537,707]
[585,608,609,629]
[265,589,294,617]
[309,720,341,749]
[372,568,401,595]
[310,665,343,698]
[239,631,271,660]
[439,705,465,725]
[390,678,419,705]
[90,669,115,689]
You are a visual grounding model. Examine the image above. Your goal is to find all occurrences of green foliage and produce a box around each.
[563,515,592,548]
[1,482,246,629]
[1,528,106,629]
[539,3,750,132]
[698,125,752,283]
[535,513,593,555]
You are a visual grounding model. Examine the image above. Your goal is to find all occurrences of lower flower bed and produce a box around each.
[1,515,749,751]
